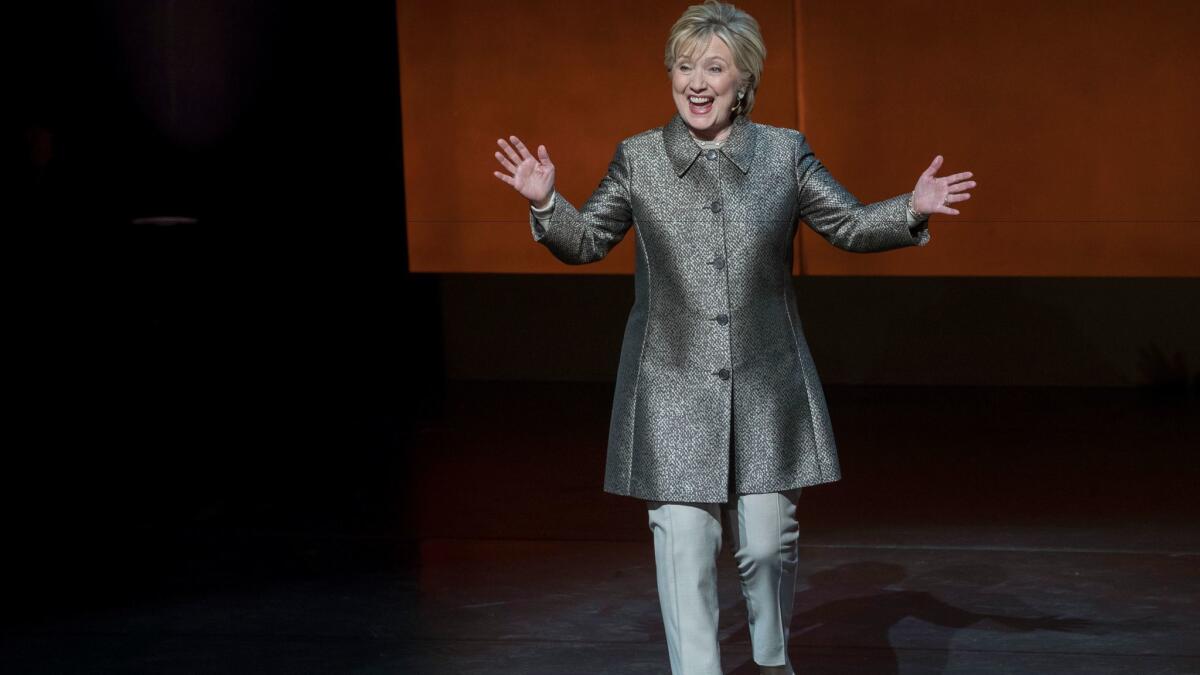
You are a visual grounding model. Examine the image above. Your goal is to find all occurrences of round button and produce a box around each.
[705,149,718,161]
[715,313,729,325]
[710,199,723,213]
[716,368,731,380]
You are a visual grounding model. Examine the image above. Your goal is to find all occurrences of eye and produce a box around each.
[709,66,722,73]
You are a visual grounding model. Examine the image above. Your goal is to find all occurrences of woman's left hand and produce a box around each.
[913,155,976,216]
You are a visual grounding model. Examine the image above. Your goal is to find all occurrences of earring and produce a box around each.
[738,91,744,98]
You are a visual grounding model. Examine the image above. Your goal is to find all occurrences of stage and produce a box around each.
[5,382,1196,674]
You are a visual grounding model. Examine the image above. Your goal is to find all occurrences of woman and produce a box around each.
[492,1,975,673]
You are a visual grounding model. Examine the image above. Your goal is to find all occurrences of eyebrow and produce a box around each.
[678,55,728,64]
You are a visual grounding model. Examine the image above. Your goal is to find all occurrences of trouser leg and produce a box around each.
[647,500,724,675]
[722,488,802,673]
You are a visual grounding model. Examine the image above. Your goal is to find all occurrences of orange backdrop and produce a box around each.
[399,0,1199,276]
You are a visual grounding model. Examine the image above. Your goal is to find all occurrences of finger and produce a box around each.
[509,135,535,162]
[923,155,943,177]
[942,171,973,183]
[947,179,977,192]
[945,192,971,204]
[492,170,514,187]
[494,150,519,175]
[538,144,550,163]
[497,138,522,165]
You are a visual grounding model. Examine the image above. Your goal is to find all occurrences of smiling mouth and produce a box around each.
[688,96,714,114]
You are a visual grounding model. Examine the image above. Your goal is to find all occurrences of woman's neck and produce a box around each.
[687,121,734,144]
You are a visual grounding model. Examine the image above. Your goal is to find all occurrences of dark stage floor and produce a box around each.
[4,383,1198,674]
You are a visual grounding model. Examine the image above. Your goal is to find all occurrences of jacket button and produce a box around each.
[715,313,729,325]
[715,368,731,380]
[705,149,718,161]
[710,199,723,213]
[707,255,726,270]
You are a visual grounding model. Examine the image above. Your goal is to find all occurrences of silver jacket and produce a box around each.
[529,111,930,503]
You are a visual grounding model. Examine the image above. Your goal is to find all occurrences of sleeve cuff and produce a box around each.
[529,192,557,241]
[530,193,556,216]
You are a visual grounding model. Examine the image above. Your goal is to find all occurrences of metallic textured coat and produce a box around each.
[529,111,930,503]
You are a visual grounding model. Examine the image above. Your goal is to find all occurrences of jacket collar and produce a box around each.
[663,111,757,177]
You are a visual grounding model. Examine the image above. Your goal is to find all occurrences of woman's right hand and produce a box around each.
[493,135,555,209]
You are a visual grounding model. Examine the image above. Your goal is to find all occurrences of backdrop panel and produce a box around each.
[795,0,1199,276]
[399,0,1199,276]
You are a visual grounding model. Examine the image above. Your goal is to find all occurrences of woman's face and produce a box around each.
[670,34,742,140]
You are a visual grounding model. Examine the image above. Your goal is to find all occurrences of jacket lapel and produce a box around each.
[663,111,757,177]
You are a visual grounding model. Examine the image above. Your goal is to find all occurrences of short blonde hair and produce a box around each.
[664,0,767,118]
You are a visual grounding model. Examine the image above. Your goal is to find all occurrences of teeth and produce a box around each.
[689,97,713,104]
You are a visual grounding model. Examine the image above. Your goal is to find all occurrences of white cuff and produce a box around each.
[530,193,556,216]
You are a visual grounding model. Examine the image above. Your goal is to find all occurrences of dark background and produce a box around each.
[8,0,1197,628]
[10,0,439,620]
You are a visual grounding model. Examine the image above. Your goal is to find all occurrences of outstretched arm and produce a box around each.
[795,131,975,253]
[493,135,634,265]
[795,131,929,252]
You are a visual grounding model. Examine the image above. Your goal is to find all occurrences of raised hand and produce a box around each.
[913,155,976,216]
[493,135,555,208]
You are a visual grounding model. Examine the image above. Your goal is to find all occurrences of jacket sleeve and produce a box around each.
[528,140,634,265]
[794,131,931,252]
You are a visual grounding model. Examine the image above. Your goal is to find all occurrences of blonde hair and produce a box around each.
[664,0,767,118]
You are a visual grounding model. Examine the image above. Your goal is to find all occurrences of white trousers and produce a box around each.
[646,488,802,675]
